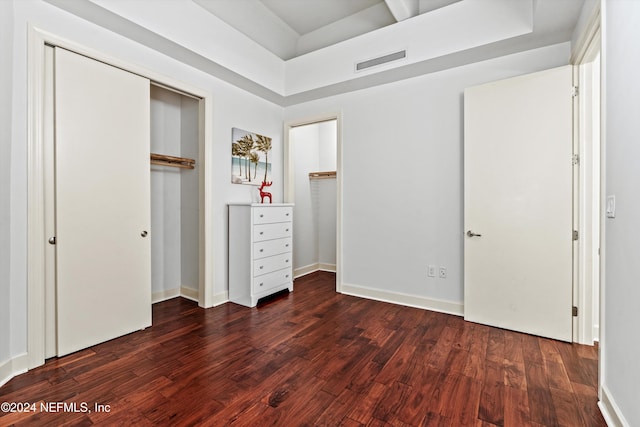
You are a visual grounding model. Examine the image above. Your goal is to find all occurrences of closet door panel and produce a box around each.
[54,48,151,356]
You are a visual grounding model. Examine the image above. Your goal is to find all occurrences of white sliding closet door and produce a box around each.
[55,48,151,356]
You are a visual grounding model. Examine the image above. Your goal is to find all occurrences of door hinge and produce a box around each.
[572,154,580,165]
[573,230,579,241]
[572,306,578,317]
[572,86,579,97]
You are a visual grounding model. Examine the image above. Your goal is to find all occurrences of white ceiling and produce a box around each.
[193,0,462,59]
[47,0,587,105]
[262,0,387,35]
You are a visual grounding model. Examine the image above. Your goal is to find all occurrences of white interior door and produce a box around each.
[464,66,573,342]
[54,48,151,356]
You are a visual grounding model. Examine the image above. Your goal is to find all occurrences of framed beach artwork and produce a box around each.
[231,128,272,185]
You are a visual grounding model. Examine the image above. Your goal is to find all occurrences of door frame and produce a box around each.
[569,0,604,403]
[284,113,343,292]
[570,3,602,347]
[27,26,215,369]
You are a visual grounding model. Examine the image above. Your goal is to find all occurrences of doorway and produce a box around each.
[149,85,201,304]
[285,117,341,288]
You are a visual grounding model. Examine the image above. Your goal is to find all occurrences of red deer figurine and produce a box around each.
[259,181,272,204]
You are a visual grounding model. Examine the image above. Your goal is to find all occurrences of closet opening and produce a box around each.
[29,28,214,370]
[42,45,205,359]
[150,85,202,304]
[286,119,339,283]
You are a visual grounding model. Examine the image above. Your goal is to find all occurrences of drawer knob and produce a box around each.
[260,249,264,252]
[285,259,289,263]
[260,232,264,235]
[259,282,263,286]
[286,213,290,216]
[285,244,289,247]
[259,266,264,269]
[260,214,264,218]
[285,228,289,232]
[285,274,289,278]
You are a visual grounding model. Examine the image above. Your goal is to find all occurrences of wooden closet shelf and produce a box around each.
[308,171,336,180]
[150,153,195,169]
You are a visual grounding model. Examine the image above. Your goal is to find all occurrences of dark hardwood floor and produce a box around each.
[1,271,605,426]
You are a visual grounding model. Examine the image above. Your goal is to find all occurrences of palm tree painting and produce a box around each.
[231,128,272,185]
[254,134,273,183]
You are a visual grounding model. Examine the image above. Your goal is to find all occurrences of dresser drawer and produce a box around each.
[253,206,293,224]
[253,268,292,293]
[253,253,292,276]
[254,223,292,242]
[254,237,292,259]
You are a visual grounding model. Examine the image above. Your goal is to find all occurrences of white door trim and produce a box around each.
[570,4,602,346]
[569,0,603,407]
[284,113,343,292]
[573,39,602,346]
[27,25,215,370]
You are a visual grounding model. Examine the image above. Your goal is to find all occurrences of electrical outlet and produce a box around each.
[439,267,447,278]
[428,265,436,277]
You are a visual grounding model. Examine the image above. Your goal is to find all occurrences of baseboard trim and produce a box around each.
[152,288,180,304]
[599,384,630,427]
[318,263,336,272]
[152,287,201,304]
[0,353,29,388]
[294,263,320,278]
[295,263,337,278]
[180,286,199,302]
[341,283,463,317]
[211,291,229,307]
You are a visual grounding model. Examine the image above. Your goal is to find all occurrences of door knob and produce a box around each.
[48,236,56,245]
[466,230,482,237]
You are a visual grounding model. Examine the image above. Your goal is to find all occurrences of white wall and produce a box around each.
[180,95,200,293]
[5,0,283,367]
[291,120,337,275]
[150,87,182,295]
[317,121,337,268]
[0,0,14,365]
[601,1,640,425]
[291,124,320,272]
[285,42,571,310]
[9,0,26,364]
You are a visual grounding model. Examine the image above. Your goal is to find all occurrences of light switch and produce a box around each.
[606,195,616,218]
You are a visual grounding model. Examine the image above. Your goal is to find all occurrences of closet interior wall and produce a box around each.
[291,120,337,277]
[150,85,199,302]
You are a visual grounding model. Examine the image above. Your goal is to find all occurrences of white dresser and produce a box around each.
[228,203,294,307]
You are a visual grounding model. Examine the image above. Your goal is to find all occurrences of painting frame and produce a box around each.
[231,127,272,185]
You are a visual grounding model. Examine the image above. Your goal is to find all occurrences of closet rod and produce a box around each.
[150,153,196,169]
[308,171,336,180]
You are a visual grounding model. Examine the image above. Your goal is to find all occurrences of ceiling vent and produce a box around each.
[355,50,407,72]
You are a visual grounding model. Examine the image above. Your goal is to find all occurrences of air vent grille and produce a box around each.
[356,50,406,71]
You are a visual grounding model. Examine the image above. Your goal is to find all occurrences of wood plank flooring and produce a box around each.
[0,271,605,426]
